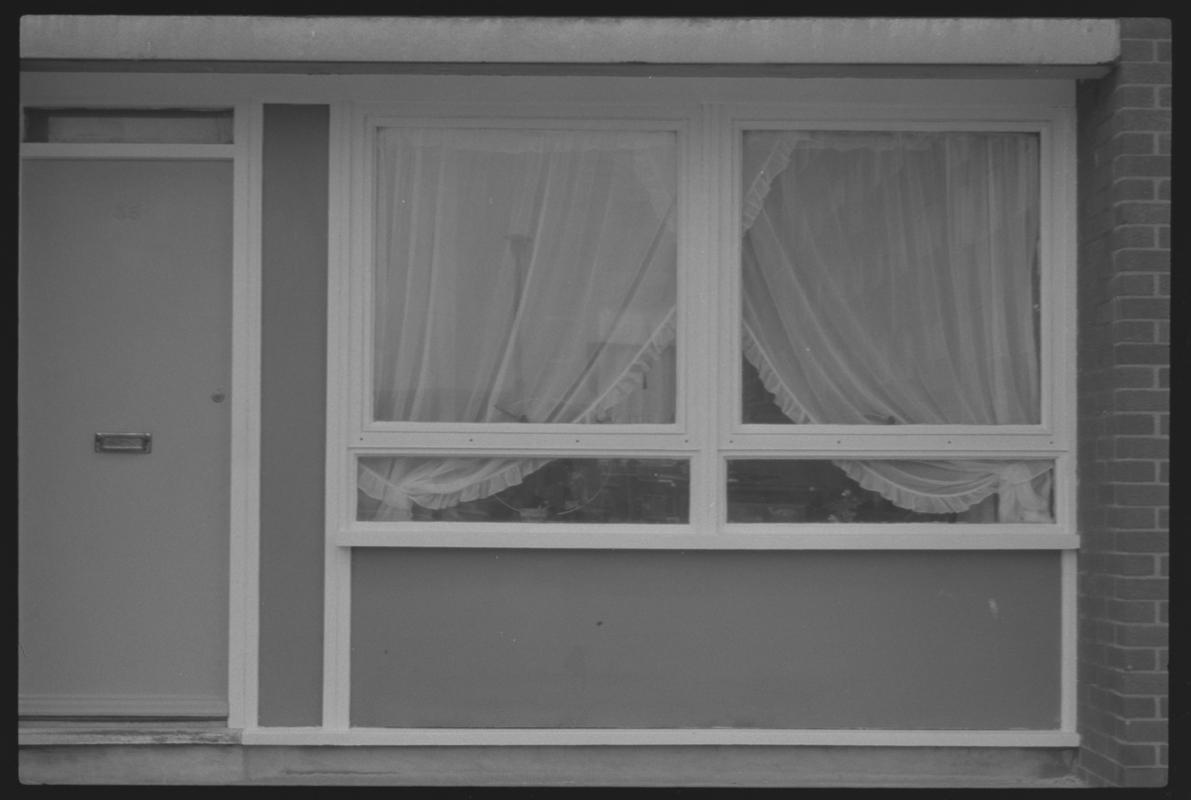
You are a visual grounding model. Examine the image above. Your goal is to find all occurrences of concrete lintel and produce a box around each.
[21,16,1119,67]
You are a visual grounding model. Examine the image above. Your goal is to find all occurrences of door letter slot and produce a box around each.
[94,433,152,454]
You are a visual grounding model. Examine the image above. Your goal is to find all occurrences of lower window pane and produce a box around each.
[727,459,1054,523]
[359,456,689,523]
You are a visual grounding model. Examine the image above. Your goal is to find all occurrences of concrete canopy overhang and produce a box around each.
[21,16,1118,77]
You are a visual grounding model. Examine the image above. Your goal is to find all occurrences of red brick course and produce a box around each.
[1075,17,1170,788]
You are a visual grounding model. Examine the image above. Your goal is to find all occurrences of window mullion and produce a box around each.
[685,102,727,533]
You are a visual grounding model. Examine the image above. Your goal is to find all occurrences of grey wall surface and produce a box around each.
[352,549,1062,729]
[258,105,329,726]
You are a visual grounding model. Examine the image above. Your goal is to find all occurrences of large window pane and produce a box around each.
[727,459,1054,523]
[373,127,677,423]
[359,456,689,523]
[741,130,1041,425]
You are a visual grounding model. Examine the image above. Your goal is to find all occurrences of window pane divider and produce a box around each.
[732,424,1058,435]
[362,107,696,128]
[358,423,687,436]
[719,448,1065,459]
[349,437,699,454]
[724,108,1056,130]
[19,142,235,159]
[721,436,1064,455]
[337,527,1077,550]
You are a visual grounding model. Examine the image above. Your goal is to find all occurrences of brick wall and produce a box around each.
[1075,17,1171,788]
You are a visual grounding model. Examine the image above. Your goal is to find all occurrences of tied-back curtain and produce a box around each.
[363,128,677,519]
[742,131,1052,521]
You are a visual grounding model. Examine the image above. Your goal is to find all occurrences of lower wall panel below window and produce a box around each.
[350,549,1061,729]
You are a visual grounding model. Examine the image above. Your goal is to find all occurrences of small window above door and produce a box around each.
[24,108,234,144]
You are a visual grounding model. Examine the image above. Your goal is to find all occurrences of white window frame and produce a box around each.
[335,102,704,552]
[332,100,1077,551]
[324,89,1078,744]
[716,108,1076,545]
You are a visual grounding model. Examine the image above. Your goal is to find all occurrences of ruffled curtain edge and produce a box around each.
[358,456,556,513]
[572,307,677,424]
[833,459,1052,517]
[742,323,817,425]
[744,324,1052,519]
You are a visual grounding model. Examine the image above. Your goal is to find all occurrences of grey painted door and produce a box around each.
[19,159,232,717]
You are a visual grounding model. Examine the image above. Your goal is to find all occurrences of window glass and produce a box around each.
[741,130,1041,425]
[727,459,1054,523]
[24,108,234,144]
[372,127,677,423]
[359,456,689,523]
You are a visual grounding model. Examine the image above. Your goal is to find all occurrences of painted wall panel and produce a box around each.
[19,158,231,715]
[352,550,1061,729]
[257,105,329,726]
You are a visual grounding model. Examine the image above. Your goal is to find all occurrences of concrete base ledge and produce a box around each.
[20,743,1083,786]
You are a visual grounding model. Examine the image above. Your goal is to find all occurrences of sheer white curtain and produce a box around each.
[742,131,1052,521]
[361,128,677,519]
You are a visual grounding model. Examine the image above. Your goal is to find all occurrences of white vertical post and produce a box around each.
[1060,548,1078,732]
[1055,104,1080,737]
[711,103,736,525]
[684,104,719,534]
[227,101,263,731]
[322,101,354,730]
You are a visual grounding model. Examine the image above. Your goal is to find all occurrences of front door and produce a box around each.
[19,157,232,718]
